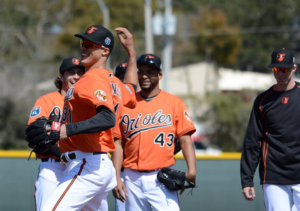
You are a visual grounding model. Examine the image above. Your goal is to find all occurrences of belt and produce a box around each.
[41,158,60,162]
[137,170,156,173]
[61,152,106,163]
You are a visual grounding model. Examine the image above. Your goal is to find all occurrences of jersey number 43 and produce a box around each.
[154,132,175,147]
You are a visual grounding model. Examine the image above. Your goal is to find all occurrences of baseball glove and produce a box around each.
[157,167,196,192]
[25,116,61,157]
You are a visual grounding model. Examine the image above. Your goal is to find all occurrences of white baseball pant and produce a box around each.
[124,168,180,211]
[41,151,117,211]
[35,158,65,211]
[263,184,300,211]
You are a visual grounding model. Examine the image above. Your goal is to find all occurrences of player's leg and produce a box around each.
[115,170,126,211]
[142,170,180,211]
[35,159,65,211]
[42,152,116,211]
[124,168,152,211]
[263,184,293,211]
[291,184,300,211]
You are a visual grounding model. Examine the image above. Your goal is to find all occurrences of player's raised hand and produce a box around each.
[113,178,128,202]
[115,27,134,52]
[242,187,255,201]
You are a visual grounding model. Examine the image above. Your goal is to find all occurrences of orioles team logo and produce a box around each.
[276,53,286,62]
[94,90,107,101]
[184,110,192,122]
[120,63,127,69]
[121,110,172,139]
[87,26,97,34]
[282,97,289,104]
[145,55,155,60]
[72,58,80,65]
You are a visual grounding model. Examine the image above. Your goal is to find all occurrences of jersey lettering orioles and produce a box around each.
[121,110,172,138]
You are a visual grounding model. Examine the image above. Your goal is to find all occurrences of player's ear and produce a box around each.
[158,71,163,80]
[102,48,110,58]
[59,74,63,82]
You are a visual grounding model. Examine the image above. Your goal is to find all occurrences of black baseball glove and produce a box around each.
[157,167,196,191]
[25,116,61,157]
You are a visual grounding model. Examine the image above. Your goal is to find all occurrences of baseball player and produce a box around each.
[27,57,85,211]
[240,48,300,211]
[113,54,197,211]
[40,25,136,211]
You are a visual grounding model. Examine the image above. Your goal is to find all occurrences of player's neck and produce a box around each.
[85,59,107,71]
[140,87,161,98]
[276,79,295,91]
[60,89,67,98]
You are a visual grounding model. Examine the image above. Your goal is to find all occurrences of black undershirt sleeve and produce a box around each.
[65,106,115,137]
[129,83,137,92]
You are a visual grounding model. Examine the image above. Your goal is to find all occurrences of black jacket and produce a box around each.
[241,82,300,188]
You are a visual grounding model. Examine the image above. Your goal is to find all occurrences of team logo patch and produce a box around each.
[276,53,285,62]
[124,84,132,94]
[293,57,295,64]
[282,97,289,104]
[144,54,155,60]
[120,63,127,69]
[105,37,111,45]
[65,87,74,102]
[30,106,41,117]
[72,58,80,65]
[87,26,97,34]
[184,110,192,122]
[94,90,107,101]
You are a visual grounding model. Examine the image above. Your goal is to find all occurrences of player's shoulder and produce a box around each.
[87,68,111,81]
[159,90,184,103]
[38,91,61,101]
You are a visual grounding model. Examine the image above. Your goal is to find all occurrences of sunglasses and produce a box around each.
[272,67,292,73]
[80,39,104,49]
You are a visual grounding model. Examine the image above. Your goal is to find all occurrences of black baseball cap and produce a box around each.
[115,62,128,75]
[59,57,85,74]
[137,54,162,71]
[268,48,295,68]
[74,25,114,53]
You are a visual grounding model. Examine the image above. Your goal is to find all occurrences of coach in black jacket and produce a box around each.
[240,48,300,211]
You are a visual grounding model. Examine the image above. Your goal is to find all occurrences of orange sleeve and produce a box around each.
[121,83,136,108]
[27,96,50,125]
[175,99,196,138]
[77,75,115,113]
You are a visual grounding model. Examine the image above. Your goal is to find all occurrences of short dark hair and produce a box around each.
[54,77,62,90]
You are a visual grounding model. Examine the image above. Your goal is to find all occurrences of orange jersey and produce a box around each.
[60,68,115,153]
[119,91,196,171]
[107,70,136,138]
[27,91,64,159]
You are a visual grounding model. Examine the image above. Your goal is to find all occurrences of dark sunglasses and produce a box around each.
[80,39,104,49]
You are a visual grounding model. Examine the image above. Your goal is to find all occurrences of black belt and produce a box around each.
[41,158,60,162]
[137,170,156,173]
[61,152,106,163]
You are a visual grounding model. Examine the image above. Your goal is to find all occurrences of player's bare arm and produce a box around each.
[112,138,128,202]
[242,187,255,201]
[115,27,138,86]
[179,133,197,194]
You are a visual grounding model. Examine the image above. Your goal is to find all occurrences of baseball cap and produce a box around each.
[74,25,114,53]
[137,54,162,71]
[59,57,85,74]
[268,48,295,68]
[115,62,128,75]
